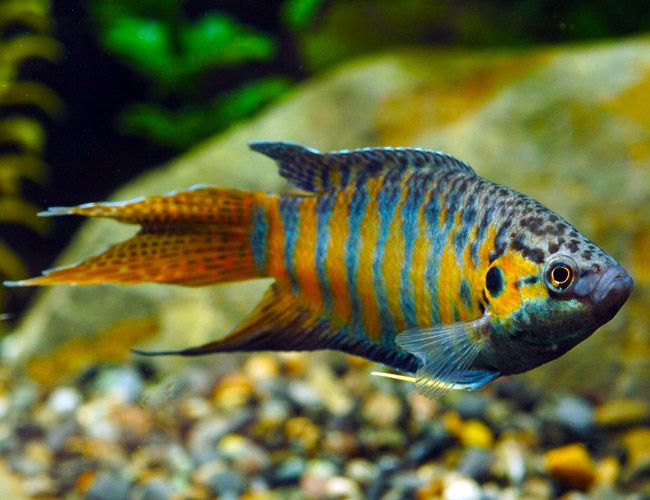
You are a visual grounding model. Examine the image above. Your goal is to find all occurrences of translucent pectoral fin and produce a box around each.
[395,316,498,400]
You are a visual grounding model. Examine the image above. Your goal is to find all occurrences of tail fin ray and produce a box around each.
[8,187,266,287]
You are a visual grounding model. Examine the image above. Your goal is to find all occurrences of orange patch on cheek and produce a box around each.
[488,251,540,319]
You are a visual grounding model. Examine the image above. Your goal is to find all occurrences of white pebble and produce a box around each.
[443,474,482,500]
[47,387,82,414]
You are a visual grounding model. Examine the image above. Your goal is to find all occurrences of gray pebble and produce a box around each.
[94,366,143,403]
[85,474,130,500]
[139,479,173,500]
[207,470,246,499]
[268,456,307,486]
[459,448,494,482]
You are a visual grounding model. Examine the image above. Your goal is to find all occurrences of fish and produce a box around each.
[6,142,633,399]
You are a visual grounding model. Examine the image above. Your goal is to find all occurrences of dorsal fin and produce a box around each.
[249,141,475,193]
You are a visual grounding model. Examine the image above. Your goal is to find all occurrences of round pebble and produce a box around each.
[362,392,403,427]
[443,474,482,500]
[47,386,82,414]
[594,399,650,427]
[85,474,131,500]
[460,419,494,449]
[544,443,595,491]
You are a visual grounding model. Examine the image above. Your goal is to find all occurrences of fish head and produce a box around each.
[478,218,633,375]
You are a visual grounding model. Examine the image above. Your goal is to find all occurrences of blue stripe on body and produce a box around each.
[399,172,429,329]
[345,177,369,339]
[250,204,269,272]
[460,278,473,309]
[315,193,337,313]
[373,168,405,343]
[454,179,480,258]
[279,196,302,293]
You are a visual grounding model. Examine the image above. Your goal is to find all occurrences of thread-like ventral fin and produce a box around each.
[395,315,499,400]
[249,141,475,193]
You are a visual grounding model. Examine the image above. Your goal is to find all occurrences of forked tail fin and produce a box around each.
[6,186,268,287]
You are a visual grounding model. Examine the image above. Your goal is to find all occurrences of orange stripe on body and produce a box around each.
[411,186,435,326]
[381,185,407,333]
[292,197,323,309]
[325,191,353,323]
[356,179,382,341]
[264,195,290,285]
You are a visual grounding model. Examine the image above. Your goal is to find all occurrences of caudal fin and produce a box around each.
[6,186,267,287]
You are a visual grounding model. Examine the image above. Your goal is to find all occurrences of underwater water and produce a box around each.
[0,1,649,498]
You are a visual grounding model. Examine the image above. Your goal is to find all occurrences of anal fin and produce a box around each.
[135,284,339,356]
[134,284,420,374]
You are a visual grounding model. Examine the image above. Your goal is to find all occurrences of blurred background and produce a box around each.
[2,0,650,318]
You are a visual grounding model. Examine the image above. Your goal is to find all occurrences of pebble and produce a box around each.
[345,458,378,484]
[362,392,403,427]
[93,366,143,403]
[300,459,340,497]
[307,365,354,416]
[594,399,650,427]
[207,469,246,499]
[211,373,255,411]
[460,419,494,449]
[47,386,82,414]
[187,412,253,463]
[286,379,323,412]
[443,474,482,500]
[594,456,620,487]
[408,423,454,465]
[268,456,306,486]
[284,416,321,452]
[323,430,359,455]
[324,476,362,498]
[541,394,594,436]
[139,479,174,500]
[458,448,494,482]
[492,438,526,484]
[621,427,650,476]
[445,392,490,420]
[544,443,595,491]
[85,474,131,500]
[243,354,280,381]
[217,434,271,475]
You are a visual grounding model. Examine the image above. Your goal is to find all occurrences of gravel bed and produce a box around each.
[0,353,648,499]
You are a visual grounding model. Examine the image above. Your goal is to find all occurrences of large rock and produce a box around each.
[4,37,649,396]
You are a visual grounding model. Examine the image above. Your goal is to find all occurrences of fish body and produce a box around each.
[9,142,633,399]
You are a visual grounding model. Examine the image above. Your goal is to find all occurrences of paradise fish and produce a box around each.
[7,142,633,399]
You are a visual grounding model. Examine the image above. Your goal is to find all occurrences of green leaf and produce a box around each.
[118,76,291,149]
[181,13,277,71]
[282,0,325,31]
[102,15,176,80]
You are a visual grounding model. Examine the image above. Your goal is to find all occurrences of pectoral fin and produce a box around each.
[395,316,500,400]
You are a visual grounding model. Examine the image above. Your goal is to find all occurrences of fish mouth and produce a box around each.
[585,265,633,324]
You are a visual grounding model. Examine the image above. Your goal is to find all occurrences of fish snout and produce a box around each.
[588,265,633,323]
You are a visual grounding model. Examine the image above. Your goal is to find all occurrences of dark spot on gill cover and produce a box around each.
[486,266,505,297]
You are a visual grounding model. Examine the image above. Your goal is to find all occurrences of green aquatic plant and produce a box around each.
[0,0,62,318]
[90,0,325,150]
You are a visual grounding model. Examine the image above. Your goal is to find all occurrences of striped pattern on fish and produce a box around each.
[8,142,633,400]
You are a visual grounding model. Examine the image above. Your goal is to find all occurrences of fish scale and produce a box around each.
[9,141,632,401]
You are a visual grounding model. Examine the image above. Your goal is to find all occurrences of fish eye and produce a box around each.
[544,256,577,293]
